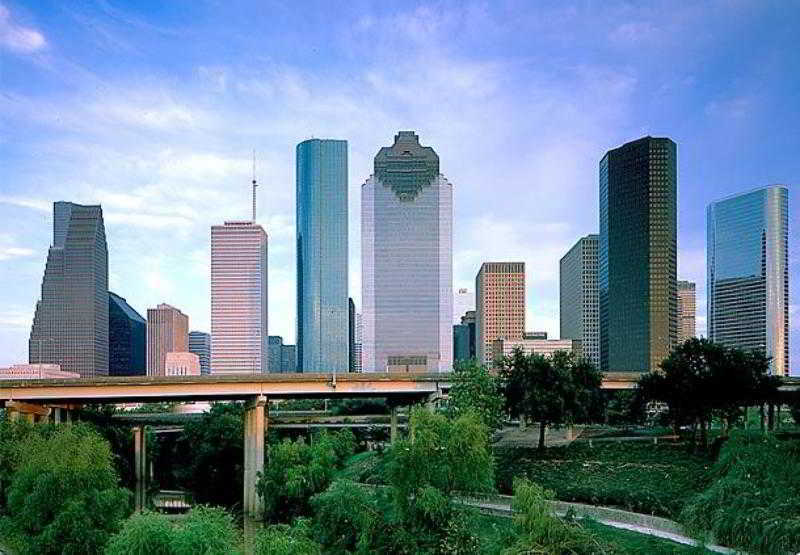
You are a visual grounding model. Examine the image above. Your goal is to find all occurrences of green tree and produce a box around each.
[311,479,386,554]
[256,429,355,522]
[448,359,505,432]
[499,349,603,450]
[175,402,244,506]
[104,511,174,555]
[1,423,130,555]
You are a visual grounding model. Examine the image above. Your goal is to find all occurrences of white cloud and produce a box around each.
[0,4,46,54]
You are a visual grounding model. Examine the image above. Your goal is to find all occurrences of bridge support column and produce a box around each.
[390,406,398,444]
[5,401,49,423]
[244,395,267,519]
[133,426,147,511]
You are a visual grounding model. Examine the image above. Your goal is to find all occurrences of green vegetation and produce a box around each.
[256,429,355,522]
[582,521,707,554]
[0,422,130,554]
[251,520,321,555]
[680,431,800,554]
[500,349,604,449]
[495,442,708,518]
[105,506,241,555]
[448,359,505,432]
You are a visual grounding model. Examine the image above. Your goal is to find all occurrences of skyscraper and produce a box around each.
[188,331,211,375]
[29,202,108,377]
[560,234,599,367]
[361,131,453,372]
[476,262,525,367]
[268,335,284,374]
[349,298,356,372]
[677,281,696,345]
[109,292,146,376]
[707,185,789,375]
[353,312,362,373]
[296,139,349,373]
[599,136,677,373]
[211,221,268,374]
[146,303,188,376]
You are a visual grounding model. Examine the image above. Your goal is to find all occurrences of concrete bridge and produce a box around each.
[0,371,647,516]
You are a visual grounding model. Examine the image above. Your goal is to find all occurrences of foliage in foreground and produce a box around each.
[251,519,322,555]
[448,359,505,432]
[256,428,356,522]
[0,423,130,555]
[680,432,800,554]
[499,478,610,554]
[495,442,708,518]
[104,506,241,555]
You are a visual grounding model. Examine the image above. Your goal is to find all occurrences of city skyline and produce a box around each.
[0,1,798,370]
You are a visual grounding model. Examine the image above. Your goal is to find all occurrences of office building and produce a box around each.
[0,363,80,380]
[560,234,600,367]
[707,185,789,375]
[453,323,471,363]
[29,202,108,377]
[296,139,349,373]
[476,262,526,366]
[211,221,268,374]
[677,281,696,345]
[353,312,363,372]
[349,298,356,372]
[491,338,578,363]
[147,304,188,376]
[524,331,548,340]
[599,136,677,373]
[281,344,297,372]
[165,352,201,376]
[361,131,453,372]
[188,331,211,375]
[268,336,284,373]
[108,292,146,376]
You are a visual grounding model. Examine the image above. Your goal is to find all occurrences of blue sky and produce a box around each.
[0,0,797,370]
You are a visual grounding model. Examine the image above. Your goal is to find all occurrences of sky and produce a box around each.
[0,0,797,370]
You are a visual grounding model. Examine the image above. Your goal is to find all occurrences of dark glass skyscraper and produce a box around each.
[108,292,146,376]
[296,139,349,372]
[599,137,677,373]
[29,202,109,377]
[707,186,789,375]
[188,331,211,375]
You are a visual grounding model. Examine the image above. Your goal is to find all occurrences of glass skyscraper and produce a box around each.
[599,137,677,373]
[109,292,146,376]
[362,131,453,372]
[707,185,789,375]
[560,234,599,367]
[29,202,108,377]
[296,139,349,373]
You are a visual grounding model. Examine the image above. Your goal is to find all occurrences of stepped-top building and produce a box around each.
[361,131,453,372]
[29,202,109,377]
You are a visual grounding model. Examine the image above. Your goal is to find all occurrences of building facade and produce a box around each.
[146,304,188,376]
[707,185,789,375]
[29,202,108,377]
[296,139,349,373]
[164,352,201,376]
[476,262,526,367]
[491,338,578,363]
[281,344,297,372]
[188,331,211,375]
[361,131,453,372]
[108,292,146,376]
[677,281,696,345]
[599,136,677,373]
[349,298,356,372]
[268,336,284,373]
[0,364,80,380]
[211,221,268,374]
[559,234,599,367]
[353,312,363,372]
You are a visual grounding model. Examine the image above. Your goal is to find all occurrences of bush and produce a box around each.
[0,423,130,554]
[252,520,321,555]
[104,511,174,555]
[680,431,800,553]
[257,429,356,522]
[311,480,386,553]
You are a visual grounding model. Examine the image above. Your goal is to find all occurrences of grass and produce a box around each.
[495,442,710,518]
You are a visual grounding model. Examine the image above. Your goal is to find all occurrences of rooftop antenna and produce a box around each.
[251,149,258,222]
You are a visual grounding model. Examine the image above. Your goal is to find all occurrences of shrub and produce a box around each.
[311,480,386,553]
[171,505,240,554]
[252,520,321,555]
[104,511,174,555]
[680,431,800,553]
[1,423,130,554]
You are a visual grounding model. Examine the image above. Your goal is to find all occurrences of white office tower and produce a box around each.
[210,221,268,374]
[362,131,453,373]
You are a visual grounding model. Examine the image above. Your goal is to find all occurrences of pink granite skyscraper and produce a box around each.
[211,221,268,374]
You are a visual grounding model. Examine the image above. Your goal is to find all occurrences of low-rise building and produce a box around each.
[491,338,579,366]
[0,363,80,380]
[164,352,201,376]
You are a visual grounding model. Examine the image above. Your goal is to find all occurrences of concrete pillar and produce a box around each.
[390,406,398,444]
[52,407,62,424]
[244,395,267,519]
[133,426,147,511]
[8,408,19,422]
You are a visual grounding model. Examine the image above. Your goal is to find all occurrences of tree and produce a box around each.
[499,349,603,450]
[447,359,505,433]
[1,423,130,555]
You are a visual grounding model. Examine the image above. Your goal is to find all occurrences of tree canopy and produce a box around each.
[447,358,505,432]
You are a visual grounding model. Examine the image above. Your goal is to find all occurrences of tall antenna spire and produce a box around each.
[251,149,258,222]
